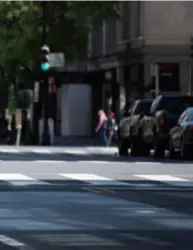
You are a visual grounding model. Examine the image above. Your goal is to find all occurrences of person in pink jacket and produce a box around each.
[95,110,108,146]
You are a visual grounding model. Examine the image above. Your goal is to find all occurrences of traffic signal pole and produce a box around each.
[189,36,193,95]
[38,45,54,145]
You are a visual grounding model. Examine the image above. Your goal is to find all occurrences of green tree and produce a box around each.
[0,1,119,110]
[0,1,119,73]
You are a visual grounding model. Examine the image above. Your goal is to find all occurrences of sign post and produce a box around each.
[155,64,159,97]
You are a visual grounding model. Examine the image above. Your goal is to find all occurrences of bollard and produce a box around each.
[48,118,54,145]
[15,108,22,146]
[38,118,44,145]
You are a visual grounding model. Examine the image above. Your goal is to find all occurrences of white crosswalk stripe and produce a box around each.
[59,173,129,186]
[134,174,193,187]
[0,173,50,186]
[0,173,191,188]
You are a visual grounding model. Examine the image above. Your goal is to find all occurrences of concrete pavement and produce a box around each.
[0,146,192,249]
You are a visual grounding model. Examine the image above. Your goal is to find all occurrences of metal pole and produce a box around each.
[189,65,192,94]
[155,64,159,97]
[42,2,47,44]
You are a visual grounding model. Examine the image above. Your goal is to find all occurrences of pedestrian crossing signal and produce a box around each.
[41,62,50,71]
[40,55,50,71]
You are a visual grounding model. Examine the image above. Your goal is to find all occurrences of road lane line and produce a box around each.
[0,173,50,186]
[59,173,130,186]
[134,174,193,187]
[0,234,25,247]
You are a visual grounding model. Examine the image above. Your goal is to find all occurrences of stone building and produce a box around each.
[87,1,193,113]
[57,1,193,136]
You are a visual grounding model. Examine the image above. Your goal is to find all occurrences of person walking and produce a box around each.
[95,110,108,146]
[107,112,118,146]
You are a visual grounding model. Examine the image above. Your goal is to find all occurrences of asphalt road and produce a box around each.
[0,146,192,249]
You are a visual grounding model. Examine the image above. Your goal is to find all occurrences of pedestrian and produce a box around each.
[107,112,118,146]
[95,110,108,146]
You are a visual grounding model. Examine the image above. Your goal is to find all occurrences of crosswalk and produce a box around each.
[0,173,192,189]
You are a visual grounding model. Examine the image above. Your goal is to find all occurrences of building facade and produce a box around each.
[88,1,193,111]
[57,1,193,136]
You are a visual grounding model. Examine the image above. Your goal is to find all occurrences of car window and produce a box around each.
[159,97,193,115]
[133,102,152,115]
[187,110,193,120]
[130,102,138,115]
[178,112,189,123]
[150,96,161,114]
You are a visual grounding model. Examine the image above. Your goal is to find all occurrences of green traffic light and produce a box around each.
[41,62,50,71]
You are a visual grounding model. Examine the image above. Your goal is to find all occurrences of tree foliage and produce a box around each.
[0,1,119,75]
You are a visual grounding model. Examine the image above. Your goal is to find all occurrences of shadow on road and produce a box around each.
[0,151,192,164]
[5,229,193,250]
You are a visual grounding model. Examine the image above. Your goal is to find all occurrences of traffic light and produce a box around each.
[40,54,50,71]
[40,45,50,72]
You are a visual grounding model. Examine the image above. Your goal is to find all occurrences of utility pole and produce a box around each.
[189,36,193,94]
[39,45,51,145]
[155,64,159,97]
[42,1,47,44]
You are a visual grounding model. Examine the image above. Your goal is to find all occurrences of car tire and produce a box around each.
[130,139,138,156]
[154,139,165,158]
[140,140,150,157]
[118,138,129,156]
[180,139,191,160]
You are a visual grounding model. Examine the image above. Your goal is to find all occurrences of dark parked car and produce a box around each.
[118,99,153,156]
[169,107,193,159]
[140,94,193,158]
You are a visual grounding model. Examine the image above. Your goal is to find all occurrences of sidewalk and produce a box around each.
[54,136,117,147]
[54,136,95,147]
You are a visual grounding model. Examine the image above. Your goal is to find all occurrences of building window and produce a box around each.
[122,1,130,40]
[158,63,180,92]
[136,1,141,37]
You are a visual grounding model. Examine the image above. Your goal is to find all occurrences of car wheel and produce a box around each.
[140,140,150,157]
[154,139,165,158]
[180,139,191,160]
[118,138,129,156]
[130,139,137,156]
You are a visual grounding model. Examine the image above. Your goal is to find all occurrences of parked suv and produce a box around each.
[140,94,193,158]
[118,99,153,156]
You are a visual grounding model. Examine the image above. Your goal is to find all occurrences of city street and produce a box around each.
[0,146,192,249]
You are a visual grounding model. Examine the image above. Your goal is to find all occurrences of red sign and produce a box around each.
[159,64,172,72]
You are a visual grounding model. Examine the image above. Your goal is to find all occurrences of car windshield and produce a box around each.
[135,101,152,114]
[188,110,193,120]
[159,97,193,115]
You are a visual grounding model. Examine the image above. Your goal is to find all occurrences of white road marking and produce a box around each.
[0,234,25,247]
[0,173,50,186]
[32,149,51,154]
[77,161,111,164]
[134,174,193,187]
[64,149,88,155]
[59,173,130,186]
[136,210,157,214]
[0,149,19,153]
[134,162,162,164]
[34,160,65,163]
